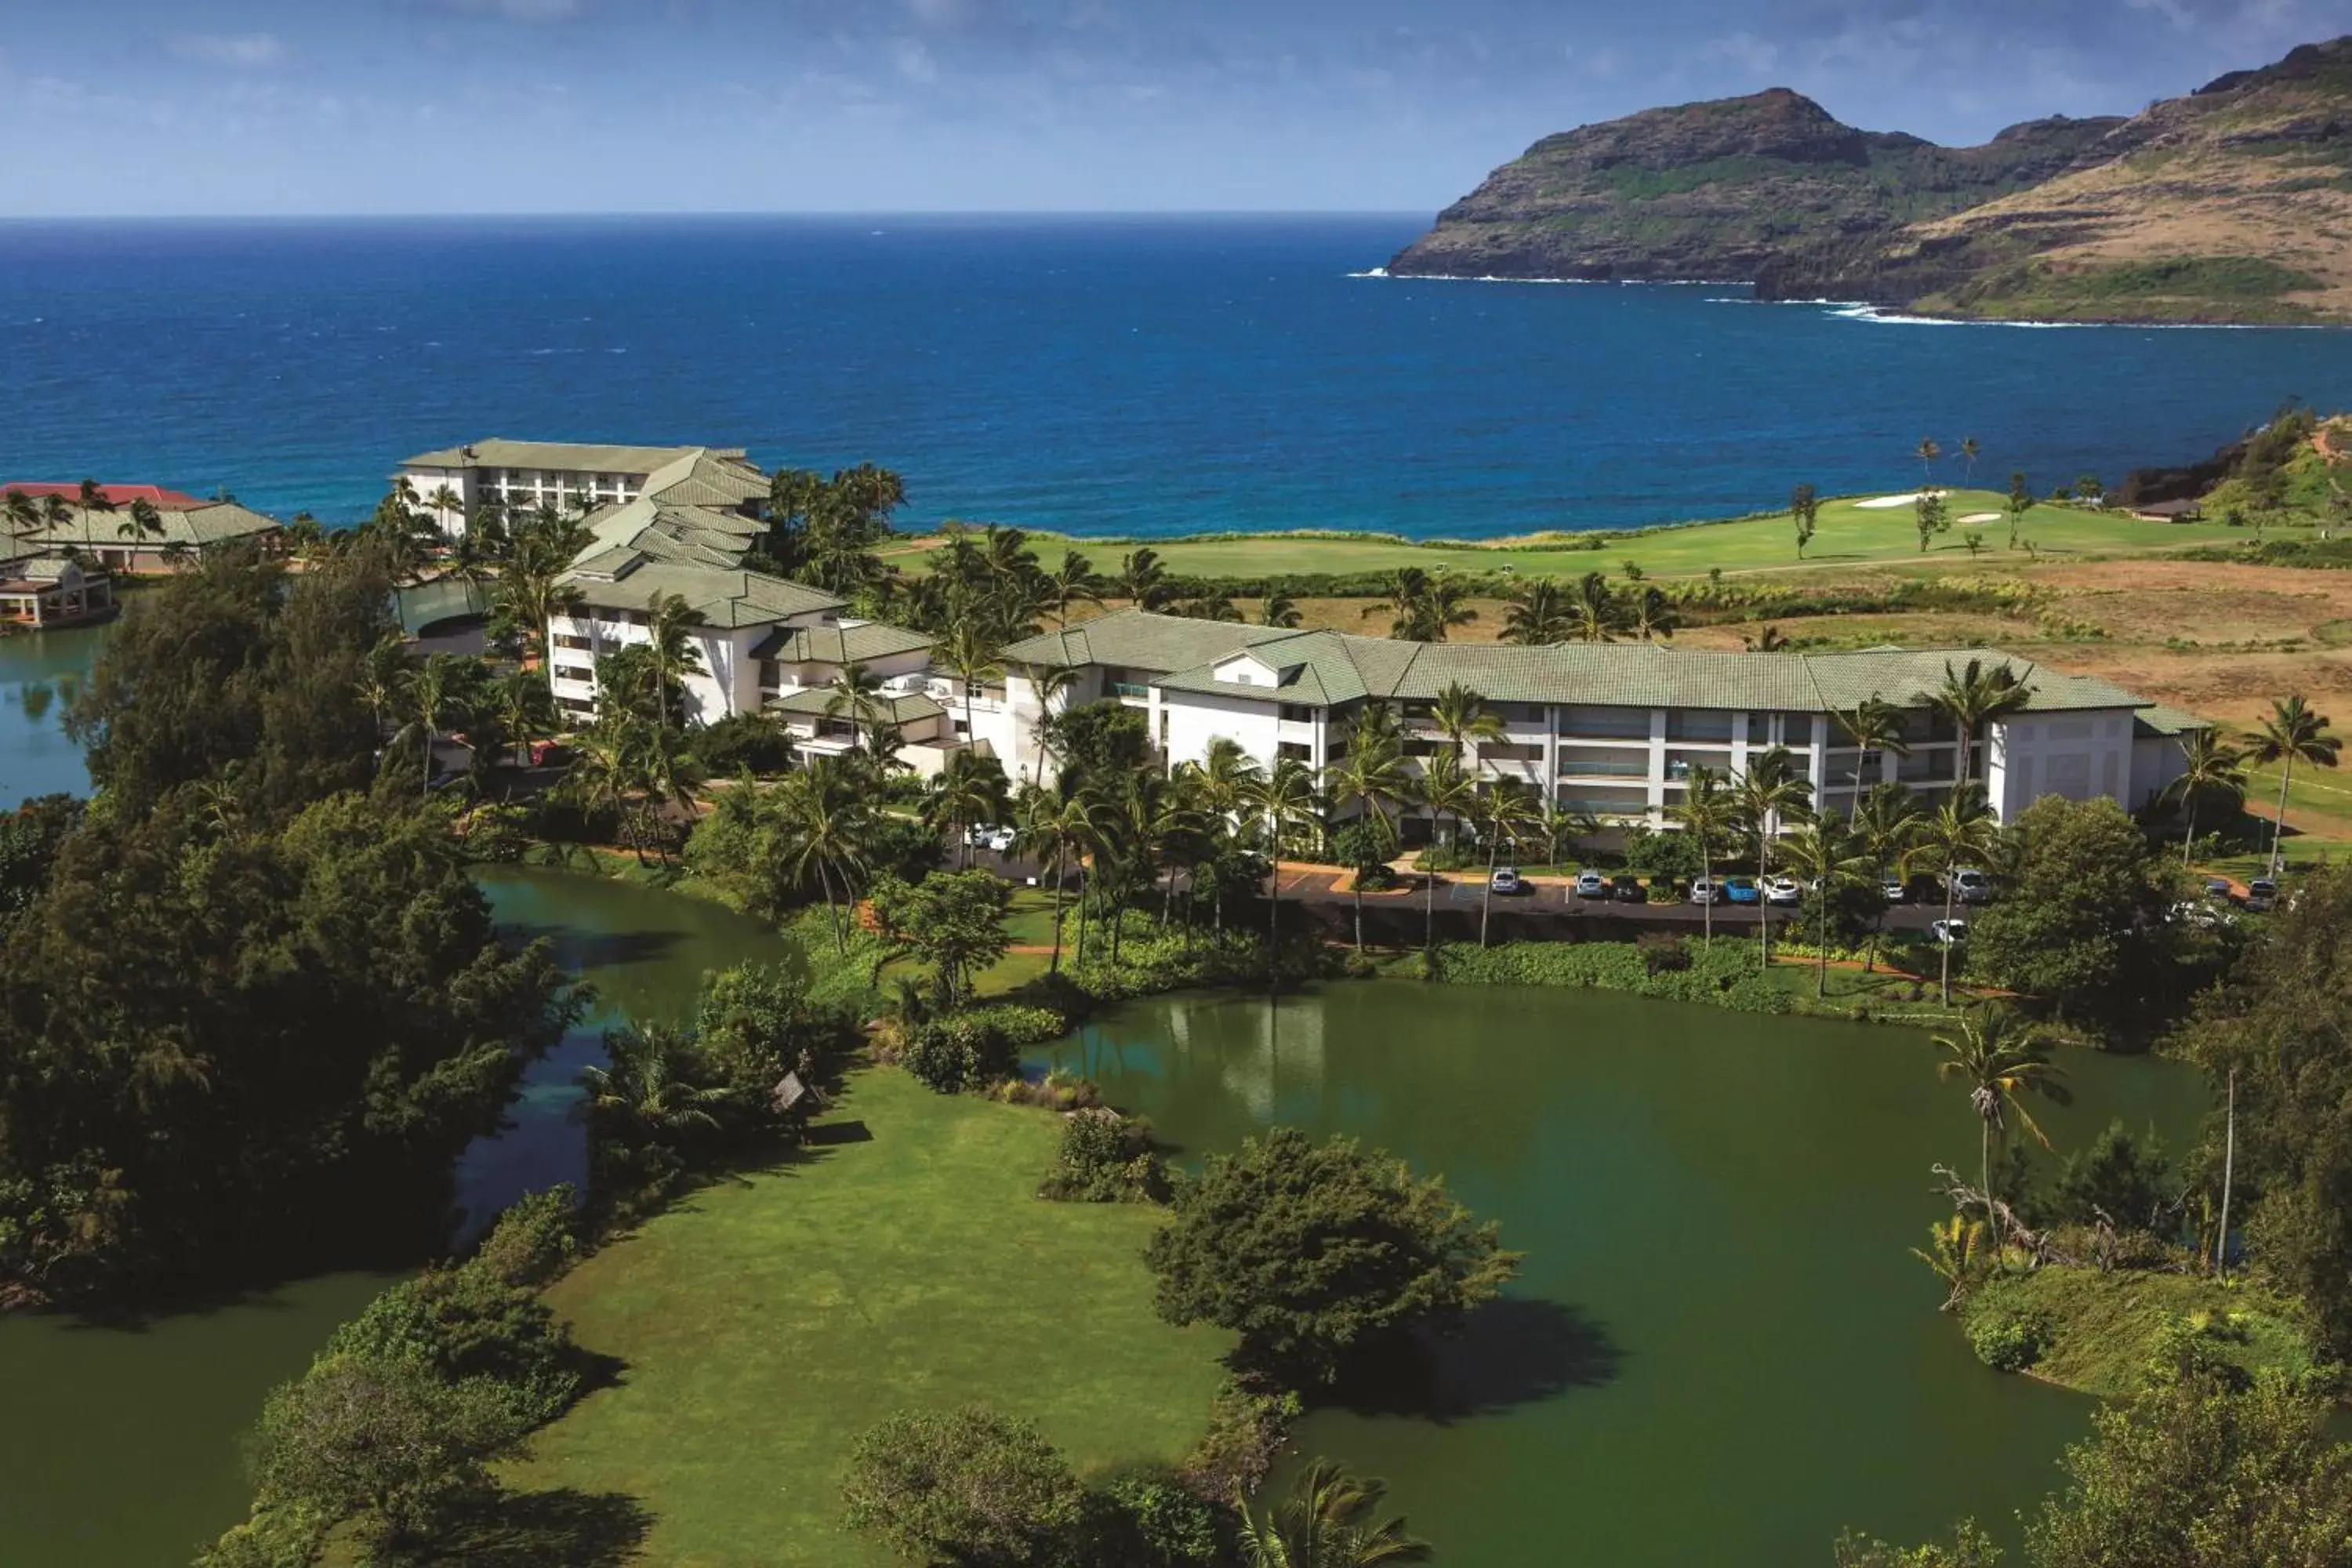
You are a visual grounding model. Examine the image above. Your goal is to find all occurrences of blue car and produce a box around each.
[1722,877,1762,905]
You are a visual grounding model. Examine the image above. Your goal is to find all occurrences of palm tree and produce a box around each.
[1259,591,1303,629]
[1669,764,1734,949]
[1934,1007,2071,1243]
[1912,1214,1988,1312]
[1014,785,1103,973]
[1733,746,1813,971]
[1831,697,1911,807]
[1236,1459,1431,1568]
[1958,436,1981,486]
[1916,787,1999,1005]
[771,760,872,953]
[2247,694,2341,879]
[927,750,1010,869]
[822,660,890,750]
[1047,550,1102,622]
[1413,750,1477,949]
[1177,593,1244,622]
[117,496,165,562]
[1776,813,1869,998]
[1116,546,1171,609]
[1501,579,1573,645]
[405,652,473,796]
[2005,472,2032,551]
[2163,728,2248,866]
[1743,623,1789,653]
[1852,781,1925,972]
[492,666,557,771]
[1915,436,1941,490]
[2,488,38,536]
[1428,681,1504,777]
[1245,757,1320,977]
[1566,571,1624,644]
[1627,585,1679,642]
[1323,709,1412,951]
[1476,779,1541,949]
[1018,662,1078,786]
[583,1023,730,1142]
[938,618,1004,760]
[642,591,706,731]
[1929,657,2034,793]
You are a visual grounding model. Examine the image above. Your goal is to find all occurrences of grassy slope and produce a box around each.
[887,492,2245,582]
[509,1069,1229,1567]
[1964,1267,2320,1399]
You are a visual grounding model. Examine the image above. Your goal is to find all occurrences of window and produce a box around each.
[552,633,591,652]
[1279,742,1311,764]
[1561,706,1653,741]
[554,663,593,684]
[1279,703,1317,723]
[1664,709,1734,743]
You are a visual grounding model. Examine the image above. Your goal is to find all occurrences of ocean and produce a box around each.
[5,213,2350,539]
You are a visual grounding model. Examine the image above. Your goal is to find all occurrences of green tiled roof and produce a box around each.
[574,498,766,572]
[561,563,843,629]
[750,621,934,664]
[5,500,281,553]
[2132,704,2212,737]
[1025,609,2161,717]
[768,688,945,724]
[638,450,768,507]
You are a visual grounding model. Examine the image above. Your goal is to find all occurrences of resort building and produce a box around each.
[1,482,281,571]
[989,610,2198,827]
[0,554,113,627]
[398,441,768,537]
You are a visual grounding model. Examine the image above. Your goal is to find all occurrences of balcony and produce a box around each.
[1559,748,1650,780]
[1112,682,1149,700]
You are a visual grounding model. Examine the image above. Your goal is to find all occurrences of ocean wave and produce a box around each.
[1354,271,1759,288]
[1827,303,2345,332]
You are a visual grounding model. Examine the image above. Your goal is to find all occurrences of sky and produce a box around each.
[2,0,2347,215]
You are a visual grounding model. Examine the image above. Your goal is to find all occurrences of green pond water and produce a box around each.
[0,869,794,1566]
[1037,983,2209,1566]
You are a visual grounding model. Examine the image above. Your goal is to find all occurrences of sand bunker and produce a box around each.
[1854,491,1948,510]
[1958,512,2002,524]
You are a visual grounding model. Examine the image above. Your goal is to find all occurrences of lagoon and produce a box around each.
[1040,982,2207,1563]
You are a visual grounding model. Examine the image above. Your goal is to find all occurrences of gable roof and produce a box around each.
[1017,608,2157,717]
[4,499,281,553]
[561,563,844,629]
[750,620,935,665]
[768,687,946,724]
[575,498,767,572]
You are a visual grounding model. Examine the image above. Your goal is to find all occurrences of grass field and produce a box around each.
[885,490,2245,583]
[508,1069,1229,1567]
[1962,1266,2319,1399]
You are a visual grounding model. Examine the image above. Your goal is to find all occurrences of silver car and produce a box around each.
[1573,869,1609,898]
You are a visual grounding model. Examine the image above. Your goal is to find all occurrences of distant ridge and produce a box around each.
[1395,35,2352,325]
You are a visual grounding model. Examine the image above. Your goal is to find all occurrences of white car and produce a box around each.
[1929,918,1969,946]
[1573,869,1610,898]
[1489,866,1523,896]
[1762,875,1803,906]
[1689,877,1724,906]
[1882,877,1908,903]
[1943,867,1994,905]
[965,824,1017,853]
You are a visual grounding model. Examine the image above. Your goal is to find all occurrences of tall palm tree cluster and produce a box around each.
[2,480,180,570]
[1499,570,1679,645]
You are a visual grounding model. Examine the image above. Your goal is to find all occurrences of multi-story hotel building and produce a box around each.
[398,440,768,536]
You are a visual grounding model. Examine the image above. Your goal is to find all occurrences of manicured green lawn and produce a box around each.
[888,492,2245,583]
[507,1069,1229,1567]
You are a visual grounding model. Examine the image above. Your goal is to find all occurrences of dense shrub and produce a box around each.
[1040,1109,1169,1203]
[1067,924,1290,1002]
[1179,1381,1303,1499]
[1964,1295,2054,1373]
[903,1004,1067,1093]
[1093,1468,1224,1566]
[841,1407,1088,1568]
[1622,826,1702,883]
[687,714,796,776]
[1432,938,1791,1014]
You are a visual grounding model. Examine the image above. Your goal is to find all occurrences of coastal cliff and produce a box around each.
[1395,34,2352,325]
[1753,38,2352,323]
[1385,89,2119,282]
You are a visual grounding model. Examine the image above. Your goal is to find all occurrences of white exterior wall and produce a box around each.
[546,610,773,727]
[401,465,476,538]
[1163,691,1283,772]
[1985,710,2138,820]
[2130,733,2191,810]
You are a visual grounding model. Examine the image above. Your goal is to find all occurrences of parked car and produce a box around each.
[1929,917,1969,946]
[1762,875,1802,906]
[1689,877,1724,906]
[1488,866,1523,896]
[1610,874,1646,904]
[2169,899,2234,930]
[965,824,1017,853]
[1882,876,1909,904]
[1941,867,1994,905]
[2245,877,2279,912]
[2203,876,2237,903]
[1573,869,1610,898]
[1723,877,1762,905]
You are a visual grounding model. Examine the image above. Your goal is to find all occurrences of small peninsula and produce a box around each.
[1392,34,2352,326]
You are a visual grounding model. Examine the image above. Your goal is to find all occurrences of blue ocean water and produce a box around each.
[5,214,2351,538]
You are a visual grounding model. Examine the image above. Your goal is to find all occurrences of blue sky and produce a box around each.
[2,0,2345,214]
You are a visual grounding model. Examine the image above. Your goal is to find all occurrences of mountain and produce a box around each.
[1753,38,2352,323]
[1385,89,2124,282]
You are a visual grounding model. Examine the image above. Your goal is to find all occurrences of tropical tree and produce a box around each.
[1933,1007,2071,1243]
[1323,709,1412,950]
[1236,1459,1432,1568]
[1365,568,1475,642]
[118,496,165,559]
[1776,813,1870,997]
[2162,728,2248,866]
[1413,751,1477,949]
[1915,436,1941,489]
[1669,764,1734,949]
[1047,549,1101,622]
[1732,746,1813,970]
[771,760,873,953]
[1501,579,1573,645]
[2246,694,2340,879]
[1911,1214,1988,1312]
[1626,585,1679,642]
[1958,435,1981,485]
[1852,781,1925,972]
[937,618,1004,762]
[1916,787,2000,1004]
[1566,571,1624,644]
[1259,591,1303,629]
[1,488,38,535]
[1181,737,1264,931]
[1014,784,1102,972]
[1115,547,1172,610]
[641,592,706,731]
[491,666,557,771]
[1475,779,1541,949]
[1018,662,1078,786]
[1832,696,1911,805]
[1791,482,1820,558]
[583,1023,729,1145]
[927,750,1011,870]
[822,660,891,750]
[1915,492,1947,553]
[2005,471,2032,550]
[1929,657,2034,792]
[1428,681,1503,773]
[404,652,474,796]
[1244,757,1321,977]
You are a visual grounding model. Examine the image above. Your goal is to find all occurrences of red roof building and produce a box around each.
[2,481,211,509]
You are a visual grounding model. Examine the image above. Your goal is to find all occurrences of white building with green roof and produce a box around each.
[992,608,2201,826]
[401,440,769,537]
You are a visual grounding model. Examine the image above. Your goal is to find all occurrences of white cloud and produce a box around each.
[169,33,289,67]
[890,36,939,82]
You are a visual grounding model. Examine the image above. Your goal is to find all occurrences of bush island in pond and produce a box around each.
[1431,938,1791,1012]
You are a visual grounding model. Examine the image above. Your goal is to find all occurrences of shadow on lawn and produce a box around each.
[1331,1296,1622,1426]
[425,1486,655,1566]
